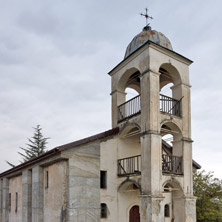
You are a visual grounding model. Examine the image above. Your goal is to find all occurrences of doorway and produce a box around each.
[129,205,140,222]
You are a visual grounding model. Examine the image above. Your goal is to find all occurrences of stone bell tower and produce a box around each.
[108,19,196,222]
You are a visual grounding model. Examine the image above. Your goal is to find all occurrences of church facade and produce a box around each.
[0,24,200,222]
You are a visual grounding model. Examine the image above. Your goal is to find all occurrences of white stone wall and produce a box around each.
[61,141,101,222]
[100,137,141,222]
[43,160,67,222]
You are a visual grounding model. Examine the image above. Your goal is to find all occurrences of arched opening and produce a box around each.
[118,125,141,177]
[117,69,141,122]
[161,122,183,175]
[129,205,140,222]
[164,204,170,217]
[118,179,141,193]
[163,184,172,222]
[125,88,139,101]
[159,64,182,117]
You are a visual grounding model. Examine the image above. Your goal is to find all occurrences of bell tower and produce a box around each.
[108,17,196,222]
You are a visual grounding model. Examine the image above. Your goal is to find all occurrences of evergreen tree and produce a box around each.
[6,125,49,166]
[194,170,222,222]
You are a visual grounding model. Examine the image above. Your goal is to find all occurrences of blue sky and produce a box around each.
[0,0,222,178]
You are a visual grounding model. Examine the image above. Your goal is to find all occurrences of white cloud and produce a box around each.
[0,0,221,179]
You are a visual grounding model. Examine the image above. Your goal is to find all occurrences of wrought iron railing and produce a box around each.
[160,94,181,117]
[118,95,141,122]
[117,155,141,177]
[117,94,182,122]
[162,154,183,175]
[117,154,183,177]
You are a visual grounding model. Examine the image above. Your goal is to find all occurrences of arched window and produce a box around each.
[159,65,182,118]
[101,203,107,218]
[164,204,170,217]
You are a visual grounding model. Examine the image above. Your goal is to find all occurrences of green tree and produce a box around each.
[194,170,222,222]
[7,125,49,167]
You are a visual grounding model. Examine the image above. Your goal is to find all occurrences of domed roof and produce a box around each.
[124,26,173,59]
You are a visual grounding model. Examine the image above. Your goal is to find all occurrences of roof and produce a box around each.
[108,40,193,76]
[0,128,201,177]
[124,27,173,58]
[0,127,119,177]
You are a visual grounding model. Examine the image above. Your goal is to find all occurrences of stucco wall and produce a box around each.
[100,137,141,222]
[43,160,67,222]
[8,175,22,222]
[61,141,100,222]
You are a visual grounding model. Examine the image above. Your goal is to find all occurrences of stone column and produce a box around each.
[32,166,43,222]
[140,69,160,133]
[171,83,191,138]
[22,170,32,222]
[182,138,194,196]
[184,197,196,222]
[140,133,162,195]
[139,195,164,222]
[111,90,126,127]
[2,178,9,222]
[140,69,163,222]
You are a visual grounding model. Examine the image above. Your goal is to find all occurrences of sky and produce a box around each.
[0,0,222,178]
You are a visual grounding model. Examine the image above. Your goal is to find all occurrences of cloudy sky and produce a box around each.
[0,0,221,178]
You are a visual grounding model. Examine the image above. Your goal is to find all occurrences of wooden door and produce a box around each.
[129,205,140,222]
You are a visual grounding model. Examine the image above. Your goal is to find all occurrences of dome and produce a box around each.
[124,26,173,59]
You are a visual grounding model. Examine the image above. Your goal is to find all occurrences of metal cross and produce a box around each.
[140,8,153,26]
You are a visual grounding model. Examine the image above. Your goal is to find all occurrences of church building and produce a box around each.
[0,14,200,222]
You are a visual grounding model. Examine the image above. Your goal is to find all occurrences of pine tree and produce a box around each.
[6,125,49,167]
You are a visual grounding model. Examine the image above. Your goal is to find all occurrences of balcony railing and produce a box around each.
[117,94,181,122]
[162,154,183,175]
[118,95,141,122]
[117,154,183,177]
[160,94,181,117]
[117,155,141,177]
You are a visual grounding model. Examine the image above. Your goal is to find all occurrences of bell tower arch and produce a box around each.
[108,23,196,222]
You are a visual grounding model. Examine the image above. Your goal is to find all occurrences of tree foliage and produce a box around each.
[7,125,49,167]
[194,170,222,222]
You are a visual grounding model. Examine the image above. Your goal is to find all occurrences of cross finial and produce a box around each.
[140,8,153,26]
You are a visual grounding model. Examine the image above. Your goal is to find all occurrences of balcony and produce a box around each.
[118,95,141,122]
[117,154,183,177]
[162,154,183,175]
[117,94,181,122]
[160,94,181,117]
[117,155,141,177]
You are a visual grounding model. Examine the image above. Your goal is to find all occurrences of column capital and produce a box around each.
[110,89,126,96]
[182,137,193,143]
[139,194,164,199]
[140,68,160,77]
[140,130,161,137]
[171,82,192,90]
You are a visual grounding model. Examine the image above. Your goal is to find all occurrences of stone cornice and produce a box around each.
[182,137,193,143]
[110,90,126,96]
[140,68,160,77]
[140,130,161,137]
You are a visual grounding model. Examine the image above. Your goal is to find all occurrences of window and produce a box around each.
[15,192,18,213]
[8,193,11,212]
[101,203,107,218]
[100,171,107,189]
[164,204,170,217]
[46,171,49,188]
